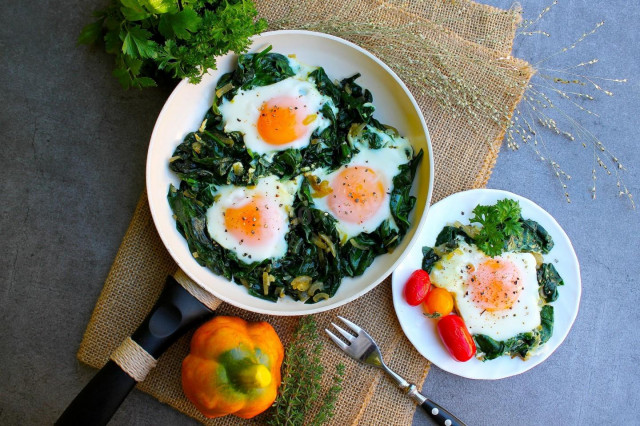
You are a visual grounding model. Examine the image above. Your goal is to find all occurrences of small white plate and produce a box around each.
[391,189,581,379]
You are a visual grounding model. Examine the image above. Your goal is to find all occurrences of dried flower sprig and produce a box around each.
[266,2,526,134]
[509,4,634,208]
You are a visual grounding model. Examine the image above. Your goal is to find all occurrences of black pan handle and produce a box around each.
[56,275,214,426]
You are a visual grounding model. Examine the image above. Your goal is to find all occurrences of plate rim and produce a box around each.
[146,29,435,315]
[391,188,582,379]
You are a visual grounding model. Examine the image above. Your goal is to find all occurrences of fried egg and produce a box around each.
[309,125,413,240]
[206,175,301,263]
[218,59,334,156]
[430,241,541,341]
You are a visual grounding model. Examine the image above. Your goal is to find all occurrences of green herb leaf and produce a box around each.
[140,0,176,14]
[470,198,524,256]
[120,0,151,21]
[122,26,157,59]
[158,9,202,40]
[78,20,104,45]
[104,29,122,54]
[112,68,131,89]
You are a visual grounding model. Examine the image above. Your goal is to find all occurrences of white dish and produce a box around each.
[391,189,581,379]
[147,30,434,315]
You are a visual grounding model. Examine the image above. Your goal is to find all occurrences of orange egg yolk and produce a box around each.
[223,196,279,246]
[257,97,310,145]
[327,166,386,224]
[467,258,522,311]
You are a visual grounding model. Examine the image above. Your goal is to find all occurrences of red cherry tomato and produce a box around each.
[404,270,431,306]
[436,315,476,362]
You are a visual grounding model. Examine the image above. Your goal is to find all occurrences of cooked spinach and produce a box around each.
[506,218,554,254]
[221,46,296,95]
[473,305,554,360]
[537,263,564,303]
[538,305,554,345]
[420,225,472,273]
[167,49,423,303]
[421,247,439,273]
[435,226,473,248]
[390,150,423,235]
[474,332,536,361]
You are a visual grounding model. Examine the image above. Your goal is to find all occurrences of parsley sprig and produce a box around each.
[79,0,267,89]
[469,198,524,256]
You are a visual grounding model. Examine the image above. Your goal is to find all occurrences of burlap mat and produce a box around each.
[77,0,533,424]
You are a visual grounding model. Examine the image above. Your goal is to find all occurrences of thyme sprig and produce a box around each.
[268,316,345,426]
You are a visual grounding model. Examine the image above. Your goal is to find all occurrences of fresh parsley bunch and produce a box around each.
[79,0,267,89]
[470,198,524,256]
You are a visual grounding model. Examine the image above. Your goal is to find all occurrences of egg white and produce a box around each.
[218,57,334,156]
[205,175,301,264]
[430,241,541,341]
[310,125,413,240]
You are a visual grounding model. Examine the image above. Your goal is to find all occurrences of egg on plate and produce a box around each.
[307,124,413,240]
[429,241,541,341]
[218,58,335,156]
[206,175,301,264]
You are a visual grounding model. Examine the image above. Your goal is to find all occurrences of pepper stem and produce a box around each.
[237,364,272,388]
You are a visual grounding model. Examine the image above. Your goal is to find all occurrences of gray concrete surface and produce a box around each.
[1,0,638,425]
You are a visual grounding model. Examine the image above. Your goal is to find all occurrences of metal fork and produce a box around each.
[326,316,466,426]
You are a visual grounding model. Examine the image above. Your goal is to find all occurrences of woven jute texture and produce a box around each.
[77,0,533,424]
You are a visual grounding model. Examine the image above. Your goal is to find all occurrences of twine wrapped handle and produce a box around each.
[56,271,220,426]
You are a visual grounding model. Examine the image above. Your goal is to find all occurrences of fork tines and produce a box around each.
[325,316,361,349]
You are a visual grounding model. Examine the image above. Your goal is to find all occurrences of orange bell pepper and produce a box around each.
[182,316,284,419]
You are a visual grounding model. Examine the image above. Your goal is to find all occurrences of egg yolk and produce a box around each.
[223,196,280,246]
[467,258,522,311]
[257,97,310,145]
[327,166,386,224]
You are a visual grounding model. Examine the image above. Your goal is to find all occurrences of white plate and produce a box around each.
[147,30,434,315]
[391,189,581,379]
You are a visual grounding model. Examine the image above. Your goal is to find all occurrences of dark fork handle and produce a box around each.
[421,398,466,426]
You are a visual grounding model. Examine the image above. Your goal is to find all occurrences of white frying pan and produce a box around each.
[146,30,433,315]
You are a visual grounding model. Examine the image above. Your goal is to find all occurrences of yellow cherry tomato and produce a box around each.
[423,287,454,318]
